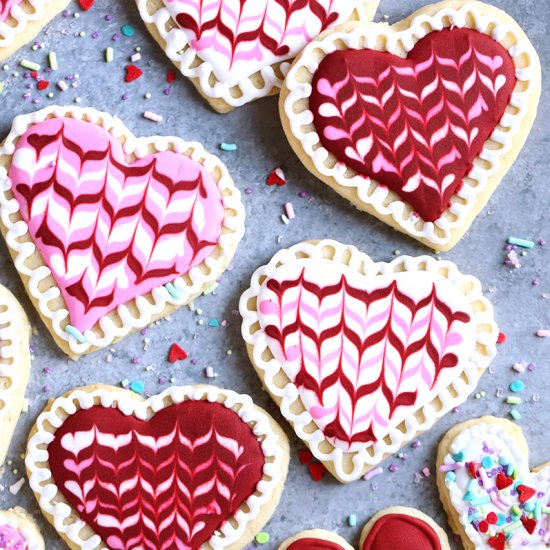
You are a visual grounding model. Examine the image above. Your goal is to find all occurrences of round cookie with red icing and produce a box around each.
[26,384,289,550]
[0,283,31,466]
[0,0,70,62]
[278,529,353,550]
[360,507,450,550]
[240,239,498,483]
[437,416,550,550]
[0,106,245,358]
[279,0,541,251]
[0,507,44,550]
[135,0,380,113]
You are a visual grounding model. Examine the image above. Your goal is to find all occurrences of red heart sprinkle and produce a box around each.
[517,484,536,503]
[486,512,498,525]
[125,65,143,83]
[309,463,326,482]
[78,0,94,10]
[298,449,313,464]
[478,520,489,533]
[521,516,537,534]
[167,70,176,83]
[37,80,49,91]
[267,167,286,186]
[496,472,514,490]
[168,343,187,363]
[497,332,506,344]
[488,533,505,550]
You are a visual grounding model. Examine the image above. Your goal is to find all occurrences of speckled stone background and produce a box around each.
[0,0,548,548]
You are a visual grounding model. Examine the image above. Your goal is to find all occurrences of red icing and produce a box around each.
[288,538,346,550]
[48,401,264,549]
[310,28,516,222]
[362,514,442,550]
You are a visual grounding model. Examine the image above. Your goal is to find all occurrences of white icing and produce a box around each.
[282,4,540,248]
[0,509,44,550]
[136,0,380,108]
[0,106,245,357]
[443,421,550,549]
[26,385,285,550]
[240,239,498,482]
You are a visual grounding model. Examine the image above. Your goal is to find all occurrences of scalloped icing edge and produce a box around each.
[280,0,541,250]
[239,239,498,483]
[135,0,380,113]
[25,384,289,550]
[0,0,71,61]
[0,284,31,466]
[0,105,246,358]
[0,507,45,550]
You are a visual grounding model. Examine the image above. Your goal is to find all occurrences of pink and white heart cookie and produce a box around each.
[0,283,31,465]
[437,417,550,550]
[278,506,451,550]
[0,106,245,358]
[26,384,289,549]
[240,239,498,482]
[280,0,541,251]
[0,0,70,62]
[135,0,380,113]
[0,507,44,550]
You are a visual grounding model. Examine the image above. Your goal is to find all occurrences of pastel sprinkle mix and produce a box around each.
[509,380,525,393]
[255,532,270,544]
[20,59,40,71]
[509,409,521,421]
[363,466,383,481]
[219,142,237,152]
[536,329,550,337]
[348,514,357,527]
[143,111,163,122]
[129,380,145,394]
[105,47,114,62]
[48,52,58,70]
[507,237,535,248]
[506,396,522,405]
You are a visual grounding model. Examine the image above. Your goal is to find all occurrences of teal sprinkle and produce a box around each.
[507,463,515,476]
[445,472,457,482]
[499,456,509,466]
[208,319,220,327]
[509,380,525,393]
[510,409,522,421]
[219,142,237,152]
[470,495,491,506]
[481,456,493,469]
[496,513,506,526]
[66,325,86,343]
[463,491,475,501]
[535,500,542,521]
[467,513,480,523]
[525,501,535,513]
[165,282,181,299]
[130,380,145,394]
[121,24,135,37]
[468,479,478,492]
[507,237,534,249]
[452,451,465,462]
[348,514,357,527]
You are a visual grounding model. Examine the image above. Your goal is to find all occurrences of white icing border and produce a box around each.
[0,286,30,465]
[282,3,540,248]
[26,385,286,550]
[240,239,498,482]
[0,106,245,357]
[0,0,55,46]
[136,0,380,109]
[0,508,44,550]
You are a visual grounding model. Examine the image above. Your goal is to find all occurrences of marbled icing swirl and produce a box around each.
[0,0,23,22]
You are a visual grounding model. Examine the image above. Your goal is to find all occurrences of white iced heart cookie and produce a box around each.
[135,0,380,113]
[0,507,44,550]
[0,0,70,62]
[0,283,30,465]
[437,417,550,550]
[240,239,498,482]
[0,106,245,358]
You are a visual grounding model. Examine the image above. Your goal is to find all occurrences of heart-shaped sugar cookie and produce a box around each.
[136,0,380,112]
[280,0,541,250]
[278,507,451,549]
[0,284,30,466]
[240,240,498,482]
[0,0,70,62]
[26,384,289,550]
[0,106,245,358]
[437,417,550,549]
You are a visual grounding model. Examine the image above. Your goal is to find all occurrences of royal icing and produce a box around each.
[441,420,550,549]
[0,106,245,355]
[310,28,516,222]
[0,0,22,21]
[288,539,345,550]
[240,240,498,481]
[137,0,377,107]
[26,386,285,550]
[282,4,540,248]
[362,514,442,550]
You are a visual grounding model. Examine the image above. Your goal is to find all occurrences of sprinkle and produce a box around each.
[508,237,534,248]
[78,0,94,10]
[536,329,550,337]
[48,52,58,70]
[121,24,135,37]
[285,202,295,220]
[470,495,490,506]
[281,214,289,225]
[506,396,522,405]
[363,466,383,481]
[510,409,521,421]
[9,478,25,495]
[130,380,144,394]
[511,505,522,517]
[497,331,506,344]
[535,501,542,521]
[348,514,357,527]
[167,70,176,83]
[502,520,522,534]
[205,367,217,378]
[66,325,86,343]
[309,463,325,481]
[105,47,114,62]
[509,380,525,393]
[208,320,220,328]
[439,463,460,472]
[57,80,68,91]
[445,471,457,482]
[143,110,163,122]
[202,282,218,295]
[388,463,399,473]
[131,53,141,62]
[267,167,286,186]
[125,64,142,82]
[452,451,465,462]
[168,344,188,363]
[512,361,526,373]
[255,532,270,545]
[219,142,237,152]
[481,456,493,469]
[20,59,40,71]
[165,282,181,299]
[422,467,431,477]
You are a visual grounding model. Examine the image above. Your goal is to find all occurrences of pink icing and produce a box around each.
[0,524,27,550]
[9,117,225,333]
[0,0,23,22]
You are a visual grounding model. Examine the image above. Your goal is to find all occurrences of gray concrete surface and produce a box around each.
[0,0,548,548]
